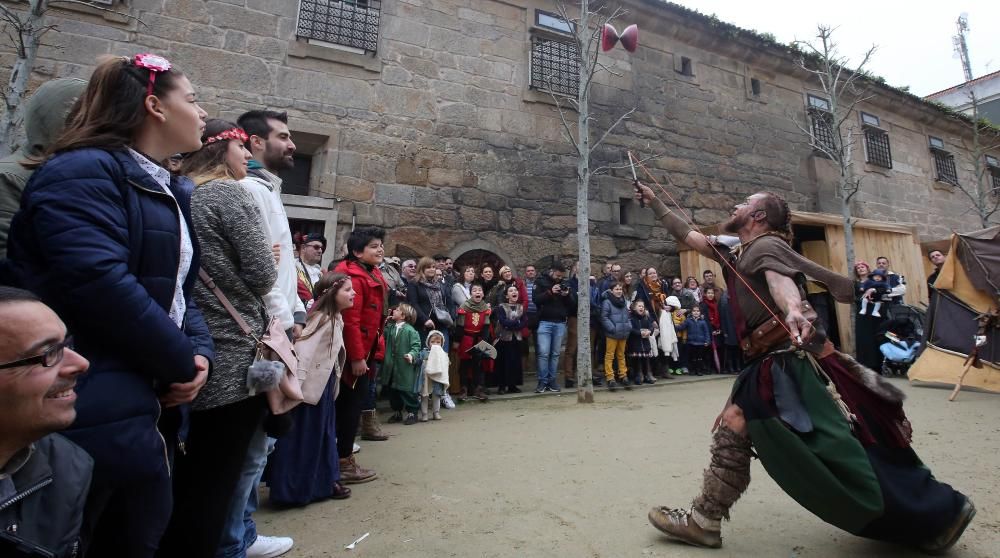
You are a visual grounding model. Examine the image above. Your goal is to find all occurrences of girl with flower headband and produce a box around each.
[4,53,210,555]
[158,118,278,553]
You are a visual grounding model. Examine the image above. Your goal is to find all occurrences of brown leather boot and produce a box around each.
[338,455,377,484]
[360,409,388,441]
[648,507,722,548]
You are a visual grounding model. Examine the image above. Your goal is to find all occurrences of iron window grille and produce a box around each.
[987,155,1000,195]
[296,0,381,54]
[808,107,836,154]
[932,148,959,186]
[863,127,892,169]
[530,36,579,97]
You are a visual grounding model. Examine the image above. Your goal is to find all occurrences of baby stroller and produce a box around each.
[877,316,921,377]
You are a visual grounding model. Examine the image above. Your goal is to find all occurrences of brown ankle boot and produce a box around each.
[360,409,388,441]
[338,455,377,484]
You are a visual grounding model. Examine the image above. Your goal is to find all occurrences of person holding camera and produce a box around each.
[532,263,577,393]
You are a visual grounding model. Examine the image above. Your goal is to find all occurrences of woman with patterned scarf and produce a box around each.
[407,257,455,347]
[638,267,669,316]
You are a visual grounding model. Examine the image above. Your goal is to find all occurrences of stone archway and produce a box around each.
[453,249,505,277]
[393,243,421,260]
[449,239,514,274]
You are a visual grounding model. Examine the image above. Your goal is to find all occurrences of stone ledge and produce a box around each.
[931,180,956,193]
[287,38,381,73]
[862,163,892,177]
[51,0,131,25]
[523,88,577,110]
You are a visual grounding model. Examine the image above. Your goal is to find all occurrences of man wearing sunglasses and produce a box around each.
[0,287,91,557]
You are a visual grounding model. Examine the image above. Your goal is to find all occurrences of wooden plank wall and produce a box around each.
[678,250,722,284]
[679,222,929,355]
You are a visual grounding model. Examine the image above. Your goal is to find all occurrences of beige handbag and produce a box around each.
[199,269,303,414]
[295,312,347,404]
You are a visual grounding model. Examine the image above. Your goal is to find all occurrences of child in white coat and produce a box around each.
[417,330,451,421]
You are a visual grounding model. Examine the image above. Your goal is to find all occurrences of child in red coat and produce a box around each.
[457,283,492,401]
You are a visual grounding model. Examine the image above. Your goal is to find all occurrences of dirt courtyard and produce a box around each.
[256,377,999,557]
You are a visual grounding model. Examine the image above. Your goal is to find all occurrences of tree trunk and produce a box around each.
[840,173,857,339]
[575,0,594,403]
[0,0,47,157]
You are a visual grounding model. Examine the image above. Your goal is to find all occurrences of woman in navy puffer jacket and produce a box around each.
[3,55,213,556]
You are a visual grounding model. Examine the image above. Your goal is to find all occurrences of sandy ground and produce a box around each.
[256,377,999,557]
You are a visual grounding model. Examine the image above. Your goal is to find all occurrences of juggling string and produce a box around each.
[627,151,797,341]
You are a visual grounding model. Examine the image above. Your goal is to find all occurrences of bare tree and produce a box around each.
[0,0,50,155]
[790,25,877,279]
[544,0,636,403]
[954,92,1000,228]
[0,0,140,155]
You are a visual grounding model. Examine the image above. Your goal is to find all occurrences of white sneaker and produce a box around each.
[352,442,361,454]
[247,535,293,558]
[441,393,456,409]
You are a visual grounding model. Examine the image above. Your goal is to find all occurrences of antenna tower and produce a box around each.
[952,14,973,82]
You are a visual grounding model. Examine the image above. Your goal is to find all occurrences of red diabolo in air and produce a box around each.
[600,23,639,52]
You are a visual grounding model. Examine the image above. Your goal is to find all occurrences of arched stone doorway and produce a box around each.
[393,244,421,260]
[449,240,514,275]
[453,249,505,275]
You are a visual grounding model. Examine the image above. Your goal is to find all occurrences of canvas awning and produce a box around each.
[909,226,999,394]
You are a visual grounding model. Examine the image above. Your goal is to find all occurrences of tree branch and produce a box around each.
[550,92,580,155]
[590,106,635,154]
[592,150,664,176]
[49,0,147,26]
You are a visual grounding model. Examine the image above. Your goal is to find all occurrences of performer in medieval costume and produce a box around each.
[457,283,492,401]
[636,184,974,553]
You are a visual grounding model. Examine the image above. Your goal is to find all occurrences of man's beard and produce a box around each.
[720,213,746,234]
[264,145,295,171]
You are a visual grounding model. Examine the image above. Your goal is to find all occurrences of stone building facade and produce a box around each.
[2,0,997,274]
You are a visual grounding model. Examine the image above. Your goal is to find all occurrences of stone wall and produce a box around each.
[1,0,996,276]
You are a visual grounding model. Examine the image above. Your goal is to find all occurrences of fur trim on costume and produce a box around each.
[692,426,752,522]
[834,351,906,404]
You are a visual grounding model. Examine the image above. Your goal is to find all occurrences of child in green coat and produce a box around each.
[383,303,422,425]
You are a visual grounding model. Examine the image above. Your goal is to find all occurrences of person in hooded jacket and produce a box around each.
[0,78,87,258]
[601,282,632,391]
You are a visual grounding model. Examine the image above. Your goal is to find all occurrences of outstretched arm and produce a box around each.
[635,183,715,260]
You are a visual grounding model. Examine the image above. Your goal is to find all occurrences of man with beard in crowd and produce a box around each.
[223,109,303,558]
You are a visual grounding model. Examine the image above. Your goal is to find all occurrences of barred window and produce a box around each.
[863,127,892,169]
[529,36,579,97]
[808,107,835,154]
[987,155,1000,195]
[932,149,958,185]
[296,0,381,54]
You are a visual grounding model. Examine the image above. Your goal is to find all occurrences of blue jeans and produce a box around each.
[536,320,567,388]
[215,428,274,557]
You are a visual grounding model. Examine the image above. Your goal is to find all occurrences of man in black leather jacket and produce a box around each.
[0,287,91,557]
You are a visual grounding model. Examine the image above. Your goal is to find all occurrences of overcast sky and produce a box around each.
[666,1,999,96]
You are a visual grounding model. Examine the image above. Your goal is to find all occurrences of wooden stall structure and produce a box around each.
[679,211,928,354]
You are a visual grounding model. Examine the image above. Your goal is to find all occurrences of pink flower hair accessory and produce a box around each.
[205,127,249,145]
[132,53,172,96]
